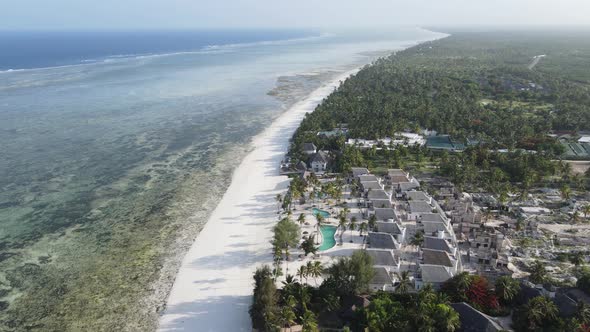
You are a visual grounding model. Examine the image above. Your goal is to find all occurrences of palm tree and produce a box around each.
[523,296,558,330]
[272,245,283,280]
[279,295,298,331]
[576,302,590,325]
[418,283,437,303]
[342,206,350,220]
[297,265,308,285]
[307,261,323,286]
[359,222,369,245]
[315,213,325,245]
[433,303,461,332]
[395,271,413,294]
[284,246,291,275]
[297,213,306,226]
[560,161,572,181]
[338,215,347,245]
[300,308,319,332]
[359,222,368,238]
[495,275,520,304]
[368,214,377,231]
[282,274,296,288]
[529,260,546,284]
[573,174,585,189]
[436,292,451,305]
[275,193,283,214]
[348,217,357,243]
[572,211,581,225]
[570,251,585,267]
[561,184,571,201]
[410,231,424,247]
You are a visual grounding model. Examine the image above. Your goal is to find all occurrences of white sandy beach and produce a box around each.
[158,68,359,332]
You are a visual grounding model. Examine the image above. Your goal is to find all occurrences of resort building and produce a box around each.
[369,198,393,209]
[361,181,383,192]
[424,236,457,257]
[407,201,435,220]
[351,167,370,178]
[375,221,406,244]
[303,142,317,155]
[450,302,504,332]
[415,264,455,290]
[404,191,432,204]
[370,267,396,292]
[346,133,426,150]
[388,169,421,196]
[366,249,401,272]
[367,232,401,250]
[367,189,390,200]
[309,151,329,174]
[358,174,379,183]
[371,208,397,221]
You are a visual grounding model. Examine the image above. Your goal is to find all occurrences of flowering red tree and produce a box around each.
[466,276,499,311]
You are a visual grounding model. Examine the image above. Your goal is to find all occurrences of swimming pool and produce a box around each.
[311,207,330,218]
[318,225,337,251]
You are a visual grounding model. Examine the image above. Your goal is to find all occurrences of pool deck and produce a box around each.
[275,195,367,286]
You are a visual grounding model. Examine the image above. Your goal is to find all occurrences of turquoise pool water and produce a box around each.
[318,225,337,251]
[312,207,330,218]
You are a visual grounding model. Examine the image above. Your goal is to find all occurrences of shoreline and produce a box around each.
[157,33,446,331]
[157,68,359,331]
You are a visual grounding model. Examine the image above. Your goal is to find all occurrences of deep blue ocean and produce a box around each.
[0,30,315,70]
[0,28,444,331]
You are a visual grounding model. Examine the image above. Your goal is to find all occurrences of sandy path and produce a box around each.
[157,69,359,332]
[528,54,546,70]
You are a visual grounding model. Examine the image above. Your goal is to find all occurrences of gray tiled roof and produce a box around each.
[376,221,402,235]
[371,199,392,209]
[422,249,453,267]
[424,236,452,253]
[361,181,383,191]
[423,221,448,235]
[421,213,446,223]
[368,232,400,249]
[387,169,406,177]
[409,201,433,213]
[399,182,420,191]
[311,151,328,164]
[358,174,378,182]
[374,208,396,221]
[450,302,503,332]
[390,175,410,183]
[346,212,364,222]
[303,143,317,152]
[420,264,453,283]
[406,191,429,201]
[371,267,392,285]
[368,189,389,200]
[351,167,369,177]
[366,249,398,266]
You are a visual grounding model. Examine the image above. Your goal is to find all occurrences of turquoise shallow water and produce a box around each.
[319,225,337,251]
[312,207,331,218]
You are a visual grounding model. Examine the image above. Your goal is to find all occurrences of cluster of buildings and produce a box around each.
[341,167,521,294]
[346,167,465,292]
[345,133,426,149]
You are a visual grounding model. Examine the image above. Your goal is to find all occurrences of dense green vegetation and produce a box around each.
[261,29,590,331]
[289,29,590,191]
[293,30,590,146]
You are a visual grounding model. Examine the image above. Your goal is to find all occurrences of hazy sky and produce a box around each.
[2,0,589,30]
